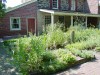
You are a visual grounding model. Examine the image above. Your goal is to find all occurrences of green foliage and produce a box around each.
[66,34,100,51]
[69,49,94,59]
[46,29,67,49]
[4,25,100,75]
[81,50,94,59]
[5,37,76,75]
[95,47,100,52]
[0,2,6,18]
[41,49,76,74]
[66,42,87,50]
[7,36,45,75]
[66,26,100,51]
[3,39,17,46]
[45,23,66,33]
[42,51,56,62]
[67,26,100,42]
[38,34,47,49]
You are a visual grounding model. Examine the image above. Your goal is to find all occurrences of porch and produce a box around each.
[38,9,100,32]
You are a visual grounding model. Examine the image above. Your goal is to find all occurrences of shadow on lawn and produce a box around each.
[0,42,20,75]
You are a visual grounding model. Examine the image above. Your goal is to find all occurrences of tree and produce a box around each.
[0,0,6,18]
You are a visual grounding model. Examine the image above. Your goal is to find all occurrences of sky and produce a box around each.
[6,0,22,8]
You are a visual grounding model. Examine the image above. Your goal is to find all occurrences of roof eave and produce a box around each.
[6,0,37,13]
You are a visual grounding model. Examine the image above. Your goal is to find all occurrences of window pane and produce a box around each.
[11,18,20,29]
[52,0,58,9]
[13,19,17,23]
[45,16,51,25]
[12,24,19,28]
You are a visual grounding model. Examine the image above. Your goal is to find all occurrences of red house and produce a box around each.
[0,0,100,38]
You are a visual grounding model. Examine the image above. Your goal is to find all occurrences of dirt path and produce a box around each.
[56,52,100,75]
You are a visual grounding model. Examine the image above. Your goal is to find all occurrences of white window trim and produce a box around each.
[71,0,76,11]
[10,17,21,31]
[52,0,58,9]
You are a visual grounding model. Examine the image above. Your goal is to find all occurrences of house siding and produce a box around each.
[38,0,50,9]
[0,0,100,38]
[37,0,70,10]
[0,2,37,38]
[37,0,84,12]
[77,0,84,12]
[37,0,99,14]
[61,0,69,10]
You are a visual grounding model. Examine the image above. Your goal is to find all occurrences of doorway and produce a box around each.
[27,18,35,34]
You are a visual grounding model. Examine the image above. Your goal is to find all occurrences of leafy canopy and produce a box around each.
[0,0,6,18]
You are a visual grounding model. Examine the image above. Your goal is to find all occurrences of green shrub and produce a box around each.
[3,39,18,47]
[81,50,94,59]
[7,36,45,75]
[66,42,87,50]
[66,33,100,50]
[5,25,100,75]
[45,23,66,33]
[5,36,76,75]
[52,49,76,63]
[46,29,67,49]
[38,34,47,49]
[68,49,94,59]
[41,49,76,74]
[95,47,100,52]
[42,51,56,62]
[67,26,100,43]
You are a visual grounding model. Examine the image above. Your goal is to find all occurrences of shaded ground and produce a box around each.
[0,41,20,75]
[56,52,100,75]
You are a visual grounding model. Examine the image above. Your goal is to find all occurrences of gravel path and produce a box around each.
[56,52,100,75]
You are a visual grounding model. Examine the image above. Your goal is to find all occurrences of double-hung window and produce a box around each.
[45,16,51,25]
[52,0,58,9]
[10,17,21,30]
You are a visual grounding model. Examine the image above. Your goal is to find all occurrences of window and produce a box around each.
[71,0,76,11]
[52,0,58,9]
[10,17,21,30]
[45,16,51,25]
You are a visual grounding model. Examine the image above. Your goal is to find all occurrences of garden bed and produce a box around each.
[3,38,95,75]
[3,25,100,75]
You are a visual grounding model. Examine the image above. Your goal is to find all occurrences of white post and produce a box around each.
[85,16,87,28]
[71,16,73,26]
[51,13,54,31]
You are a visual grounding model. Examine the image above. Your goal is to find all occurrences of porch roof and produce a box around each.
[39,9,100,17]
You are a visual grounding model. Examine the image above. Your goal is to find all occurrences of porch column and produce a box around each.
[85,16,87,28]
[71,16,73,26]
[51,13,54,31]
